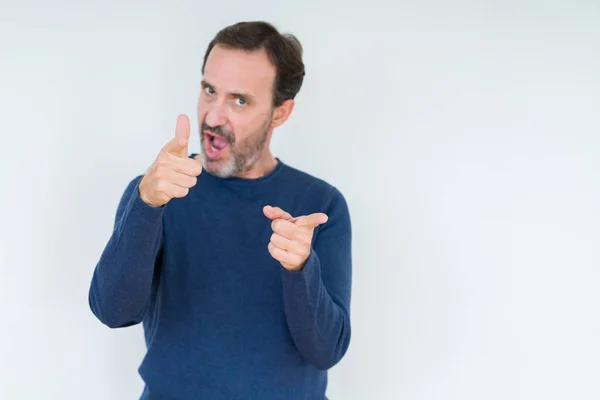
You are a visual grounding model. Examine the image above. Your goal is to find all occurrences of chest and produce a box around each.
[158,193,287,311]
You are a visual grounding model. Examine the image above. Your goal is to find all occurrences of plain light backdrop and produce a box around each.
[1,0,599,399]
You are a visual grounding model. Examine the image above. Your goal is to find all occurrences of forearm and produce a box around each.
[281,249,352,370]
[89,178,164,328]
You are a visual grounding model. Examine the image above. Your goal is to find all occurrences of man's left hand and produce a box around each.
[263,205,328,271]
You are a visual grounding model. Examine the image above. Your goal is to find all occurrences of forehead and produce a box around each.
[203,44,276,100]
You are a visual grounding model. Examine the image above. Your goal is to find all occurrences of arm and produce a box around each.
[279,188,352,370]
[88,176,164,328]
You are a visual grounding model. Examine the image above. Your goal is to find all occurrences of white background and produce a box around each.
[1,0,599,399]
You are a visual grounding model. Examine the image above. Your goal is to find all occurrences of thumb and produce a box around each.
[295,213,329,230]
[164,114,190,157]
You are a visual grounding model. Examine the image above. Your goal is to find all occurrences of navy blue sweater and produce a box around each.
[88,156,353,399]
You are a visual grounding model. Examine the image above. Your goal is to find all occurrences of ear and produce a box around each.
[270,99,295,129]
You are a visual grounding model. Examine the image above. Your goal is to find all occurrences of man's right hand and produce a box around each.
[139,114,203,208]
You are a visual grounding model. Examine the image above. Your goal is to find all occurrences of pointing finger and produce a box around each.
[294,213,329,230]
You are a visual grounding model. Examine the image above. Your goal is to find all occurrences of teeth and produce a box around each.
[210,142,218,153]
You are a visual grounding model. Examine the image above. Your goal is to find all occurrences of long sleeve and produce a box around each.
[88,175,164,328]
[280,187,353,370]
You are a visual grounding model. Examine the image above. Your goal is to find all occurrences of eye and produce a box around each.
[235,97,247,106]
[204,86,215,95]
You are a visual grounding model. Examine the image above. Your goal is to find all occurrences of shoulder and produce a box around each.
[279,161,333,193]
[278,161,349,214]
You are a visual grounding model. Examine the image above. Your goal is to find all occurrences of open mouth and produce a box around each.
[203,131,229,159]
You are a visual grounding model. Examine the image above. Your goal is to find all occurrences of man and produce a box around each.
[88,21,352,399]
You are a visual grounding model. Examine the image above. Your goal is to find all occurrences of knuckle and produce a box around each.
[175,188,187,198]
[160,182,171,195]
[157,157,169,168]
[189,162,203,175]
[147,164,158,177]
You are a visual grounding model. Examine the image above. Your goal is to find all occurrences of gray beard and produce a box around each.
[200,121,270,179]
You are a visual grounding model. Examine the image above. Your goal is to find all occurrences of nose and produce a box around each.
[204,101,227,128]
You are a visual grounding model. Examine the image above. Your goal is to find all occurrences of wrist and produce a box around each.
[138,182,162,208]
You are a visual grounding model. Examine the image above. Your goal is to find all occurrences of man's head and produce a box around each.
[197,21,305,178]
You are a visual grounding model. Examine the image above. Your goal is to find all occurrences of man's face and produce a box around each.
[197,44,277,178]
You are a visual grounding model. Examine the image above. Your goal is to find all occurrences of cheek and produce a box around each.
[197,96,210,113]
[198,110,207,123]
[242,112,268,133]
[227,115,252,138]
[197,94,206,111]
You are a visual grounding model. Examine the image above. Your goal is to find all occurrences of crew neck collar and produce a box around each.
[190,154,285,184]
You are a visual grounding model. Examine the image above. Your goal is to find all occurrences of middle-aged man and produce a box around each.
[88,20,353,399]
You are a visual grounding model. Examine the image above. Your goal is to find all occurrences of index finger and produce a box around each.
[168,153,203,176]
[294,213,329,230]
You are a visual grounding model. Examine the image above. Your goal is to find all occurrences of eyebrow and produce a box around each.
[201,79,255,102]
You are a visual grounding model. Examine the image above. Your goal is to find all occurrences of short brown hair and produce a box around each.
[201,21,305,107]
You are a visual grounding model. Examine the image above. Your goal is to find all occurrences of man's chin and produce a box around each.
[200,153,236,178]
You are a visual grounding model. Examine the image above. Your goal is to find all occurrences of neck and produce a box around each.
[235,150,278,179]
